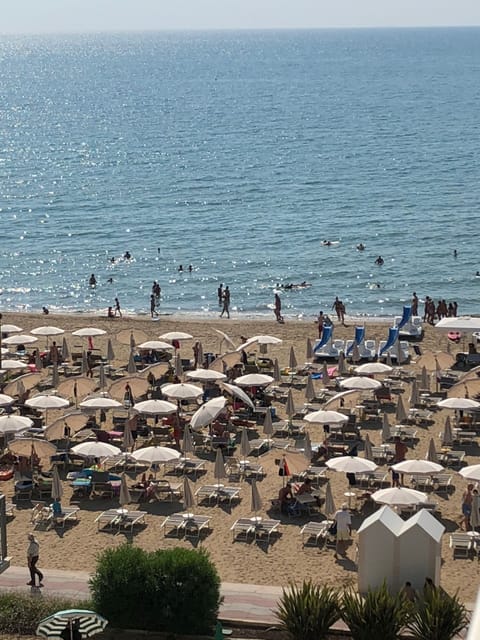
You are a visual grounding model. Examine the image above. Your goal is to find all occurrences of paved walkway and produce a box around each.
[0,565,282,626]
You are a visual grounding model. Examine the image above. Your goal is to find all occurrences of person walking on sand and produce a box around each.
[27,533,44,587]
[461,483,474,531]
[220,286,230,318]
[334,503,352,558]
[114,297,122,317]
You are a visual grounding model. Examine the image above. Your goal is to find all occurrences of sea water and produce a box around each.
[1,28,479,319]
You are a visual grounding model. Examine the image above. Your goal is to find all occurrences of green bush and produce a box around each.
[276,580,340,640]
[90,544,221,635]
[407,588,468,640]
[341,583,409,640]
[0,593,91,635]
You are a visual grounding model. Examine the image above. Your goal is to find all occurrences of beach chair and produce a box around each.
[411,475,434,491]
[95,509,120,531]
[183,515,211,539]
[195,485,219,505]
[300,520,333,548]
[231,517,255,541]
[255,518,281,543]
[450,533,473,558]
[53,506,80,529]
[117,510,147,533]
[433,474,453,494]
[161,514,186,537]
[217,486,241,506]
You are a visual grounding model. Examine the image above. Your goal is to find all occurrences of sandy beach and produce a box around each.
[0,310,478,602]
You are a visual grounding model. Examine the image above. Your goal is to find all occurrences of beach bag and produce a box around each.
[328,521,337,536]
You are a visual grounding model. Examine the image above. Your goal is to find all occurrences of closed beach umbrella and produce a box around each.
[371,487,428,506]
[174,353,183,378]
[322,362,330,387]
[162,383,203,400]
[304,410,348,425]
[263,409,273,438]
[133,399,177,416]
[220,382,255,410]
[472,493,480,530]
[382,412,391,443]
[36,609,108,639]
[409,379,419,407]
[326,456,377,474]
[305,376,315,402]
[324,481,336,517]
[9,438,57,459]
[351,343,361,364]
[119,473,131,508]
[98,363,106,390]
[285,388,295,419]
[72,327,106,338]
[131,445,180,465]
[437,397,480,410]
[235,373,274,387]
[385,352,393,367]
[240,427,250,461]
[81,351,89,375]
[214,447,227,483]
[340,376,381,391]
[182,424,194,456]
[127,351,136,375]
[303,431,312,463]
[3,334,38,346]
[420,366,429,390]
[355,362,392,375]
[250,479,263,518]
[35,350,43,371]
[0,414,33,434]
[71,442,121,458]
[392,459,443,474]
[395,395,407,423]
[426,438,438,464]
[273,359,281,383]
[61,337,70,361]
[441,416,453,446]
[183,476,195,512]
[106,339,115,362]
[289,346,298,371]
[364,433,373,461]
[51,465,63,502]
[190,397,226,430]
[306,338,313,361]
[129,332,136,351]
[186,369,227,382]
[337,352,347,376]
[79,397,122,410]
[0,393,15,407]
[51,363,60,389]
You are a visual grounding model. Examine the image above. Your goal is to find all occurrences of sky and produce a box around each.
[1,0,480,34]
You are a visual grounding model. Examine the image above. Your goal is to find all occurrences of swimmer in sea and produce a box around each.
[322,240,332,246]
[124,251,131,260]
[357,243,365,251]
[89,274,97,287]
[107,277,113,284]
[375,256,384,266]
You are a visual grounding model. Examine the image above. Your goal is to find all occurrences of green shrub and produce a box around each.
[0,593,91,635]
[276,580,340,640]
[407,588,468,640]
[341,583,408,640]
[90,544,221,635]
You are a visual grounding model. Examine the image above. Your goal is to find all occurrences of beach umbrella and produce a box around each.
[420,366,429,391]
[159,331,193,341]
[240,426,250,461]
[174,353,183,378]
[133,399,177,415]
[435,316,480,331]
[119,473,131,508]
[182,424,194,456]
[340,376,381,390]
[31,326,64,346]
[263,409,273,438]
[71,442,121,458]
[236,335,282,352]
[326,456,377,474]
[36,609,108,639]
[183,476,195,512]
[81,351,88,376]
[131,446,180,465]
[195,341,204,368]
[16,379,26,397]
[186,369,227,382]
[129,331,136,351]
[371,487,428,506]
[351,343,361,364]
[4,372,42,396]
[285,388,295,419]
[79,397,122,410]
[3,334,38,346]
[61,337,70,361]
[304,409,348,425]
[0,393,15,407]
[337,352,347,375]
[127,351,136,375]
[234,373,274,387]
[394,339,403,364]
[305,338,313,361]
[305,376,315,402]
[0,359,28,371]
[324,482,336,517]
[0,414,33,434]
[0,324,22,334]
[303,431,312,463]
[44,412,88,441]
[51,465,63,502]
[273,359,281,382]
[459,465,480,482]
[364,433,373,461]
[472,494,480,530]
[214,329,237,351]
[51,363,60,389]
[426,438,438,464]
[190,397,226,430]
[9,438,57,459]
[72,327,106,338]
[109,377,149,402]
[26,394,69,426]
[322,362,330,387]
[289,346,298,371]
[441,416,453,446]
[123,421,135,451]
[409,379,419,407]
[392,460,443,474]
[382,412,391,443]
[385,352,393,367]
[437,397,480,410]
[395,395,407,423]
[355,362,392,375]
[250,479,263,518]
[417,351,455,371]
[98,363,106,390]
[214,447,227,483]
[115,328,149,347]
[162,383,203,400]
[106,339,115,363]
[57,377,96,402]
[220,382,255,410]
[35,349,43,371]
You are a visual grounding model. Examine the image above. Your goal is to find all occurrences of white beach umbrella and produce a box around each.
[183,476,195,512]
[182,424,194,456]
[26,394,69,411]
[441,416,453,446]
[3,334,38,346]
[190,397,226,430]
[44,412,88,441]
[234,373,274,387]
[285,388,295,418]
[162,383,203,400]
[0,393,15,407]
[324,481,336,517]
[0,414,33,434]
[214,329,237,351]
[133,399,177,416]
[31,325,64,341]
[51,465,63,502]
[435,316,480,331]
[339,376,382,390]
[186,369,227,382]
[71,442,121,458]
[426,438,438,464]
[305,376,315,402]
[355,362,392,375]
[459,465,480,482]
[305,338,313,361]
[0,324,22,334]
[3,372,41,395]
[304,410,348,425]
[159,331,193,341]
[119,473,131,508]
[364,433,373,461]
[138,340,174,351]
[131,445,181,465]
[437,397,480,410]
[214,447,227,483]
[250,479,263,518]
[115,328,148,347]
[392,459,444,474]
[263,409,274,438]
[288,346,298,371]
[240,426,250,461]
[220,382,255,410]
[371,487,428,506]
[236,335,282,352]
[57,376,97,402]
[395,395,407,423]
[72,327,106,337]
[79,396,122,410]
[0,359,28,371]
[326,456,377,474]
[382,412,391,443]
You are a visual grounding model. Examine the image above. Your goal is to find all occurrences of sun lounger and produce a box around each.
[300,520,334,547]
[231,517,255,541]
[239,460,264,479]
[411,475,434,491]
[161,514,186,537]
[152,480,182,502]
[254,518,281,542]
[117,510,147,533]
[369,471,389,487]
[217,486,241,506]
[95,509,120,531]
[450,533,474,558]
[183,515,211,539]
[196,485,220,505]
[432,474,453,493]
[53,506,80,529]
[439,450,466,467]
[372,446,395,464]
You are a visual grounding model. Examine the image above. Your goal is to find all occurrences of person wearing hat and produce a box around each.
[26,533,44,587]
[333,503,352,558]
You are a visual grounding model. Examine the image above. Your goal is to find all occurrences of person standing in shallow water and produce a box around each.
[220,286,230,318]
[274,293,283,322]
[217,283,223,306]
